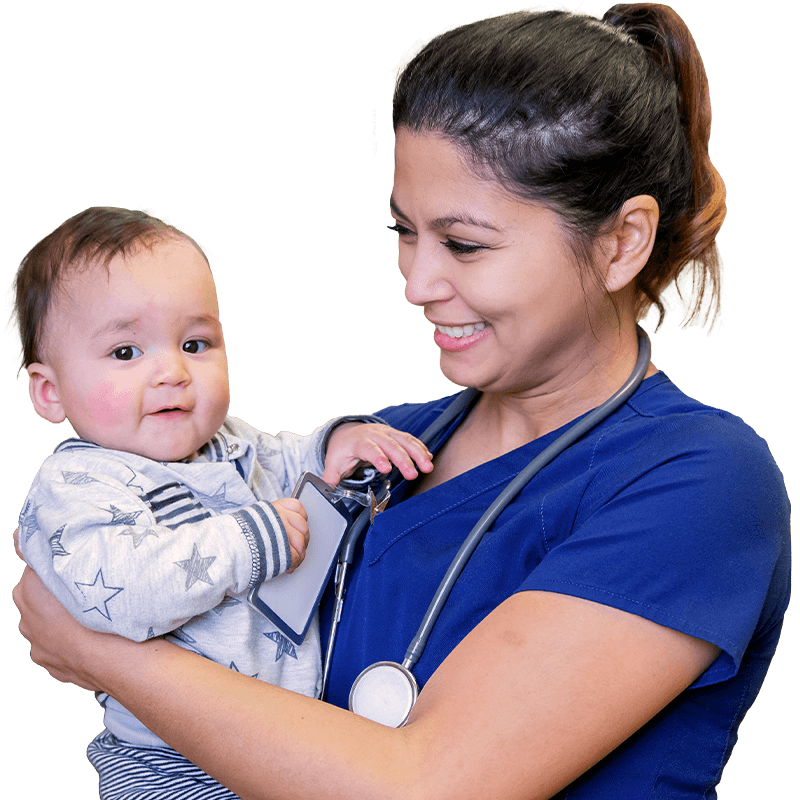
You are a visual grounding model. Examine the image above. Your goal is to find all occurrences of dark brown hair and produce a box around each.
[393,4,726,326]
[14,207,199,368]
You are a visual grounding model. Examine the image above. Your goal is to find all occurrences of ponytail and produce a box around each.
[603,4,726,324]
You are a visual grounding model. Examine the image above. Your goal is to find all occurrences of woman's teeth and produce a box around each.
[435,322,486,339]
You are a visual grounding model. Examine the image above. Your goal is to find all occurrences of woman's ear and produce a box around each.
[602,195,659,294]
[27,363,66,424]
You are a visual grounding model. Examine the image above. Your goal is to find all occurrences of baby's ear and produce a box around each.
[27,363,66,424]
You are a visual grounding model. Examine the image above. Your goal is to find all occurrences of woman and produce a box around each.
[14,5,790,798]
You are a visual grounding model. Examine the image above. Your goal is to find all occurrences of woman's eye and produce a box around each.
[183,340,209,354]
[442,239,486,255]
[111,345,143,361]
[389,221,485,255]
[388,222,414,237]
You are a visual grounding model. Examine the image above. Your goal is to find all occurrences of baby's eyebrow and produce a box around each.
[185,314,221,329]
[89,314,221,342]
[90,318,139,341]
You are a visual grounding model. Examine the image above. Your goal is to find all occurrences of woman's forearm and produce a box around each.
[103,639,415,800]
[15,566,414,799]
[16,567,718,800]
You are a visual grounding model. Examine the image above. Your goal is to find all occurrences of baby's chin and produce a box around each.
[104,445,200,462]
[76,414,222,462]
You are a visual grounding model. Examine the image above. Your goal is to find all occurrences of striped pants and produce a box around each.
[87,730,241,800]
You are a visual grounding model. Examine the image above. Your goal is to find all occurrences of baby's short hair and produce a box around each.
[14,207,199,368]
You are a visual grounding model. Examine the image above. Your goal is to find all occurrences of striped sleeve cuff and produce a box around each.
[232,501,292,585]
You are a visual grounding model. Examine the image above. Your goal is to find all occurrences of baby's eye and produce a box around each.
[111,345,143,361]
[183,340,209,354]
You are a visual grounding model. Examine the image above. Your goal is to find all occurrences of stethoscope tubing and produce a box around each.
[324,326,651,697]
[320,386,479,698]
[402,326,651,669]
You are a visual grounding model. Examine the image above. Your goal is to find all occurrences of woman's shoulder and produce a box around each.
[611,372,780,466]
[381,378,780,469]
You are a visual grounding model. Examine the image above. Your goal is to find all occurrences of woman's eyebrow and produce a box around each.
[389,196,500,231]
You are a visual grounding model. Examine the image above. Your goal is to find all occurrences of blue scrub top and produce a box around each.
[320,374,790,797]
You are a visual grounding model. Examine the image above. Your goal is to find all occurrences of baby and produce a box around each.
[15,207,432,799]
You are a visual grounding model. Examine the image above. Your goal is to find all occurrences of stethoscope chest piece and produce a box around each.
[349,661,419,728]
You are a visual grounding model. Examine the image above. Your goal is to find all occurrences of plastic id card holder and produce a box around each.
[248,472,352,644]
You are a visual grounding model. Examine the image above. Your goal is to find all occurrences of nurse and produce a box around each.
[14,5,790,799]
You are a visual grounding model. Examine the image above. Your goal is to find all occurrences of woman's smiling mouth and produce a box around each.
[433,322,491,352]
[434,322,487,339]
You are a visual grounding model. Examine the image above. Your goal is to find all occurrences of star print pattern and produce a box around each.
[75,569,124,620]
[49,525,70,556]
[118,526,160,548]
[20,503,41,543]
[264,630,298,661]
[18,417,331,718]
[230,661,259,678]
[123,466,145,494]
[175,544,217,590]
[193,483,241,513]
[62,470,98,485]
[106,505,144,526]
[212,596,241,615]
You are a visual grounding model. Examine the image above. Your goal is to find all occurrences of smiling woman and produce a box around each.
[390,129,658,417]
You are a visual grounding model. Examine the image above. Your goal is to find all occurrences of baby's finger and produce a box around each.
[277,497,308,519]
[375,432,434,479]
[286,521,309,571]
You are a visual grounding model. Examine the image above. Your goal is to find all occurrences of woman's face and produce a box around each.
[391,127,613,399]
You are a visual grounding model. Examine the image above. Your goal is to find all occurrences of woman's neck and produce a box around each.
[409,325,655,495]
[477,324,651,440]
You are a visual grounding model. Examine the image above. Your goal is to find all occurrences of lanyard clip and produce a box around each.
[328,478,391,524]
[368,484,391,524]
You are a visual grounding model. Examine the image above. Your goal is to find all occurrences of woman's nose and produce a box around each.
[401,243,454,307]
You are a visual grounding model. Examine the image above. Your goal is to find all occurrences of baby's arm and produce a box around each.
[19,457,305,642]
[321,422,433,486]
[223,415,431,497]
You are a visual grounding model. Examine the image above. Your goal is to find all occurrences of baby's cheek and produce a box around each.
[84,381,135,426]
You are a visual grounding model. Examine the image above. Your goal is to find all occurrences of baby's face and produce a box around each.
[40,237,230,461]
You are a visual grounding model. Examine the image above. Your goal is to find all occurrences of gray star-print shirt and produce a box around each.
[19,414,370,747]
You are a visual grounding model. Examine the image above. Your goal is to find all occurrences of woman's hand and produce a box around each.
[14,565,104,691]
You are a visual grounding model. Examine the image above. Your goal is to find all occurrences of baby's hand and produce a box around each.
[271,497,309,572]
[321,423,433,486]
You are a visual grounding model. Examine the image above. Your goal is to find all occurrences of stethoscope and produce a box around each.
[323,327,652,727]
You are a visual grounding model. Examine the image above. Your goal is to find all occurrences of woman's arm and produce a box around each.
[15,565,718,800]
